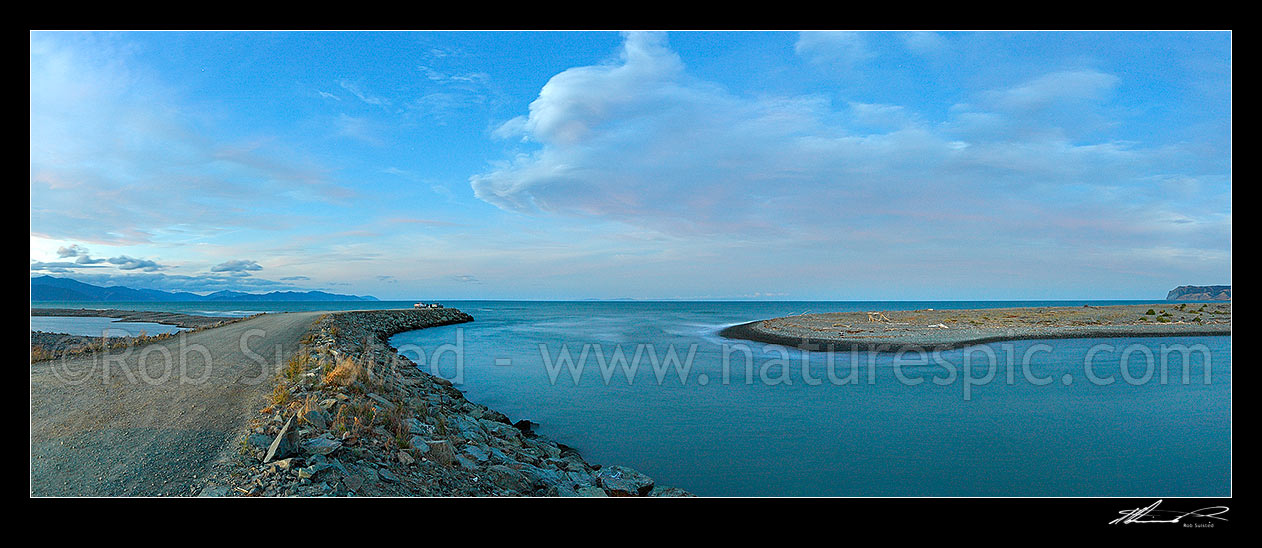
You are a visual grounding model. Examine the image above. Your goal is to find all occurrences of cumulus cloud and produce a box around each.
[470,31,1230,274]
[211,259,264,274]
[33,245,164,273]
[107,255,165,272]
[56,244,107,264]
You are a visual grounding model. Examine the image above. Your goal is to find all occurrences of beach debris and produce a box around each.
[867,312,892,323]
[928,323,949,329]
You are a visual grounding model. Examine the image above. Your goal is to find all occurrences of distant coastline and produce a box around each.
[30,275,377,303]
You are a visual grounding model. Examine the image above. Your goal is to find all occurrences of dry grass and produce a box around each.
[332,400,375,438]
[324,356,367,387]
[268,383,292,406]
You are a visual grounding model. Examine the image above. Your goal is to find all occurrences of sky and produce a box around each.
[29,31,1231,300]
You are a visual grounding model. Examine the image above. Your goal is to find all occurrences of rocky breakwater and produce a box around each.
[204,308,690,497]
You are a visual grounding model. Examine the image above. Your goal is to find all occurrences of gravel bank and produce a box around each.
[31,307,241,329]
[206,309,690,497]
[720,303,1231,351]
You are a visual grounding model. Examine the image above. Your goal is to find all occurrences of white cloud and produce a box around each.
[984,70,1119,111]
[901,31,949,55]
[338,80,390,107]
[210,259,263,273]
[470,32,1230,274]
[794,31,873,68]
[30,33,353,246]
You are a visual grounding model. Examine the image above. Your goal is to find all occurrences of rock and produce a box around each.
[246,433,272,455]
[398,451,415,466]
[425,440,456,467]
[566,469,598,487]
[366,393,394,409]
[297,462,334,480]
[595,465,654,496]
[343,474,363,492]
[268,458,298,472]
[409,437,430,454]
[264,416,299,463]
[378,468,399,483]
[451,416,489,444]
[197,485,231,497]
[512,419,536,434]
[518,464,565,489]
[484,465,531,493]
[406,418,430,436]
[648,485,695,497]
[302,408,330,430]
[538,443,562,459]
[545,484,581,497]
[304,437,343,456]
[463,445,491,463]
[482,408,511,424]
[576,486,608,497]
[480,419,520,440]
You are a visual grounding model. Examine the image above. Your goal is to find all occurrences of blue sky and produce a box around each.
[30,31,1231,300]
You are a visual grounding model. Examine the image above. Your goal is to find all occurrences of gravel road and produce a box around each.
[31,311,324,496]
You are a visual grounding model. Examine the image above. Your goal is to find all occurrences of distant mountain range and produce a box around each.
[1167,285,1231,301]
[30,275,377,302]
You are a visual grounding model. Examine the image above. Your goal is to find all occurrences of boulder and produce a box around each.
[485,464,531,493]
[378,468,399,483]
[301,408,330,430]
[576,486,608,497]
[303,437,343,456]
[648,485,695,497]
[246,433,272,455]
[463,445,491,464]
[264,416,299,463]
[595,465,654,496]
[425,440,456,466]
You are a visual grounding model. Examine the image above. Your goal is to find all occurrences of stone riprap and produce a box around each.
[206,308,689,497]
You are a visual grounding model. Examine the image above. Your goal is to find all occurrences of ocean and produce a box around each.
[31,299,1231,496]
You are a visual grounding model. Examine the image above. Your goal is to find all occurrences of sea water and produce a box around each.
[34,300,1230,496]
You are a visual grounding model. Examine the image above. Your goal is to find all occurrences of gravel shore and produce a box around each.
[720,303,1231,351]
[31,307,242,329]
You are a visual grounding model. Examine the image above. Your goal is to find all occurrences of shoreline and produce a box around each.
[207,308,688,497]
[30,307,242,329]
[719,303,1231,352]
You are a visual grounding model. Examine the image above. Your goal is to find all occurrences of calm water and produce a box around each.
[30,316,186,337]
[36,300,1231,496]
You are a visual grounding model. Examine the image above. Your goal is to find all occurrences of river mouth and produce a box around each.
[389,300,1231,497]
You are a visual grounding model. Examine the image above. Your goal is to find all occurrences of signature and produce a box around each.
[1110,500,1229,525]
